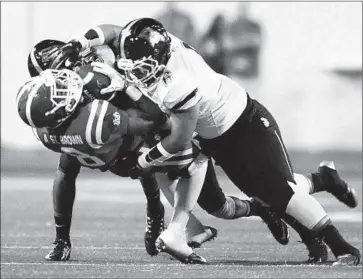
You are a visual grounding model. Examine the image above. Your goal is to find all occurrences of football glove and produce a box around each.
[92,62,128,94]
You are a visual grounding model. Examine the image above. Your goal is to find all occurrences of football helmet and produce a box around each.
[17,69,84,128]
[117,18,171,88]
[28,39,66,77]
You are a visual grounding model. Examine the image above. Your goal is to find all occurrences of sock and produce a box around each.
[318,224,359,257]
[139,175,163,216]
[283,214,314,241]
[210,196,251,219]
[285,192,328,230]
[54,212,72,243]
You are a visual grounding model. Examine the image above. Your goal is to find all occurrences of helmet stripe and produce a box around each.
[95,100,109,144]
[30,49,43,75]
[25,81,42,127]
[85,100,102,149]
[16,80,33,108]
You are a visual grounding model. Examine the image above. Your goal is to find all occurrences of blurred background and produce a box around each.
[1,1,362,175]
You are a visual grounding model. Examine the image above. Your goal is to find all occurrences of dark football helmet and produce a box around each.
[17,69,84,128]
[117,18,171,88]
[27,39,66,77]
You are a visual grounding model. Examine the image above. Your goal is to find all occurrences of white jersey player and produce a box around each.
[111,18,359,266]
[52,18,360,266]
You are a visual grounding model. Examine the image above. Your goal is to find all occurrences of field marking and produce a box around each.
[0,262,361,268]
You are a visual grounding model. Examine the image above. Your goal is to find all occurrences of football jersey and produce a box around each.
[35,99,140,170]
[143,34,248,139]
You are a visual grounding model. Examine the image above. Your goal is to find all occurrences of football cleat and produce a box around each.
[303,237,328,263]
[45,238,72,261]
[155,229,207,264]
[144,205,165,256]
[252,200,290,245]
[187,226,218,248]
[318,161,358,208]
[332,252,361,266]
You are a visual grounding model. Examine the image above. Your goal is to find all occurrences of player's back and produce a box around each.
[151,34,248,139]
[35,99,139,170]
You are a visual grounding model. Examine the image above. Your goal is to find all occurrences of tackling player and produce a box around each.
[91,18,360,266]
[50,21,358,264]
[27,39,293,263]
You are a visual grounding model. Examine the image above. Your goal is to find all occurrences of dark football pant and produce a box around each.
[197,159,227,214]
[200,94,296,215]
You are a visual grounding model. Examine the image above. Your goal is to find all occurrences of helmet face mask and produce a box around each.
[41,69,84,118]
[117,18,171,89]
[17,69,84,128]
[118,56,166,88]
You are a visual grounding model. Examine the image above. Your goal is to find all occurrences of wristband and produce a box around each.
[137,142,175,168]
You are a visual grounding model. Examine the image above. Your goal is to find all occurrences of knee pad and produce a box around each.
[285,191,330,233]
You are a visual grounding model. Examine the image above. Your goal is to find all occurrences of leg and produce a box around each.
[45,154,79,261]
[45,170,75,261]
[109,158,165,256]
[198,158,289,245]
[139,174,165,256]
[210,97,360,265]
[155,161,208,264]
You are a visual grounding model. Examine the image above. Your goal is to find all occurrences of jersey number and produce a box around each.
[60,147,105,167]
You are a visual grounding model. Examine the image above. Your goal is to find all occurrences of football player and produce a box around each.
[27,40,293,263]
[17,66,219,263]
[50,22,359,264]
[92,18,360,266]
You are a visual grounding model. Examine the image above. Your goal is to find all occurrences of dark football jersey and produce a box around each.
[35,99,143,170]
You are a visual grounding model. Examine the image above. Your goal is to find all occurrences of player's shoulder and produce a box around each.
[81,99,128,145]
[158,34,200,111]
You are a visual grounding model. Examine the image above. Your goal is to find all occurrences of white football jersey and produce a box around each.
[142,34,248,139]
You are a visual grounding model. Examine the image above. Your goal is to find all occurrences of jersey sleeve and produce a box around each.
[162,65,201,113]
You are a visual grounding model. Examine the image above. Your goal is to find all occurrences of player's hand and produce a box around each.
[92,62,127,94]
[119,152,151,179]
[50,40,83,70]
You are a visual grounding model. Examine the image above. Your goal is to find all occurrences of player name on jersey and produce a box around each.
[43,134,84,145]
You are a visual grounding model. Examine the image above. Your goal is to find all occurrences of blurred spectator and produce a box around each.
[226,2,262,79]
[199,14,228,75]
[156,2,197,48]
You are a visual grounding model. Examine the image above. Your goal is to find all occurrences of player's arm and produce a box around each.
[126,108,162,135]
[73,24,123,50]
[136,86,200,169]
[55,24,123,66]
[125,86,168,127]
[99,100,161,141]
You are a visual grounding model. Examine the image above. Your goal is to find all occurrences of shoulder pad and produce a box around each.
[82,100,128,146]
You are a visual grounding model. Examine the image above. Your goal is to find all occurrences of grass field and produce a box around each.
[1,173,362,278]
